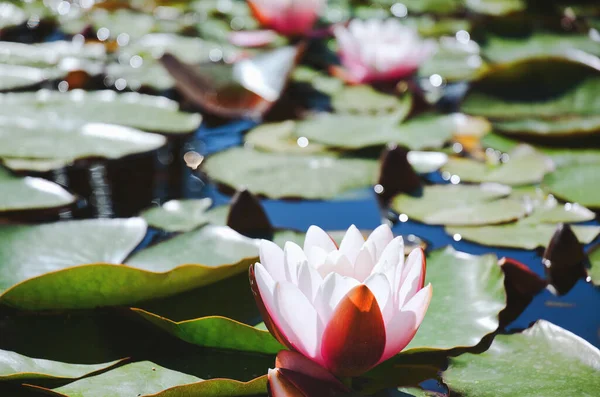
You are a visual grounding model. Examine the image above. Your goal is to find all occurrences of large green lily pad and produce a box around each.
[483,33,600,64]
[295,114,458,150]
[0,349,121,381]
[447,223,600,250]
[0,218,146,294]
[0,41,105,67]
[133,309,283,354]
[202,147,378,199]
[0,90,202,134]
[0,121,167,164]
[589,245,600,286]
[0,167,75,213]
[105,60,175,92]
[0,64,64,91]
[391,183,516,225]
[441,145,553,186]
[330,85,413,115]
[419,37,485,82]
[244,120,329,155]
[542,163,600,209]
[140,199,212,232]
[47,361,266,397]
[404,247,506,352]
[444,320,600,396]
[465,0,525,15]
[493,116,600,138]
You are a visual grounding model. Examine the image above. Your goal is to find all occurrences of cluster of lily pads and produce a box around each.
[1,0,600,396]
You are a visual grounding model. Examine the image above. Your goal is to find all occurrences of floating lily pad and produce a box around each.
[465,0,525,15]
[48,361,266,397]
[62,9,156,40]
[401,0,462,14]
[0,218,146,295]
[493,116,600,137]
[331,85,413,115]
[203,147,378,199]
[419,37,485,82]
[133,309,283,354]
[0,224,259,310]
[0,167,75,213]
[441,145,554,185]
[444,320,600,397]
[404,247,506,352]
[483,33,600,64]
[292,66,344,95]
[447,223,600,250]
[0,349,121,381]
[0,90,202,134]
[0,121,167,164]
[542,163,600,209]
[105,60,175,91]
[519,193,596,225]
[0,2,29,30]
[140,199,212,232]
[244,120,329,155]
[391,184,518,226]
[405,16,471,37]
[0,41,105,67]
[589,245,600,286]
[0,64,64,91]
[1,158,72,173]
[295,114,457,150]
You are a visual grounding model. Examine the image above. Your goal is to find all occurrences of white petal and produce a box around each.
[308,246,332,275]
[297,260,323,303]
[365,224,394,259]
[304,225,336,254]
[274,281,322,360]
[364,272,393,324]
[283,241,306,284]
[327,250,354,278]
[338,224,364,264]
[313,273,360,325]
[259,240,285,282]
[396,248,425,308]
[380,284,432,362]
[353,242,375,282]
[372,236,404,285]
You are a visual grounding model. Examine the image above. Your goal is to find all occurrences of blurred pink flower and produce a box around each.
[247,0,325,36]
[250,224,432,377]
[333,19,436,84]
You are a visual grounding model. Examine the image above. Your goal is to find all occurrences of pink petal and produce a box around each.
[304,225,337,254]
[396,248,426,308]
[379,284,432,363]
[284,241,306,284]
[338,224,364,264]
[297,260,323,303]
[353,242,375,282]
[275,350,349,393]
[364,272,393,324]
[228,30,279,48]
[314,273,360,325]
[321,285,386,376]
[274,281,323,362]
[268,368,304,397]
[259,239,285,282]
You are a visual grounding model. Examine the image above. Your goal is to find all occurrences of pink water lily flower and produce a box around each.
[250,224,432,377]
[247,0,325,36]
[333,19,437,84]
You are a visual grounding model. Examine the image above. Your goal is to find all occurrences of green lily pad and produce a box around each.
[105,60,175,92]
[0,167,75,213]
[0,121,167,164]
[493,116,600,138]
[0,41,105,67]
[0,2,28,30]
[244,120,329,155]
[419,37,485,82]
[444,320,600,397]
[542,163,600,209]
[0,349,121,381]
[441,145,554,186]
[483,33,600,64]
[133,309,283,354]
[140,199,212,233]
[62,9,156,40]
[0,90,202,134]
[405,16,471,38]
[202,147,378,199]
[0,224,259,310]
[331,85,413,115]
[397,388,443,397]
[47,361,266,397]
[404,247,506,352]
[292,66,344,95]
[461,59,600,120]
[295,114,458,150]
[447,223,600,250]
[1,158,72,173]
[0,64,64,91]
[519,193,596,225]
[401,0,462,14]
[589,245,600,286]
[0,218,146,294]
[465,0,525,15]
[391,184,520,226]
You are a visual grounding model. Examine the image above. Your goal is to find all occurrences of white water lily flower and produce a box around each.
[333,19,437,84]
[249,224,432,376]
